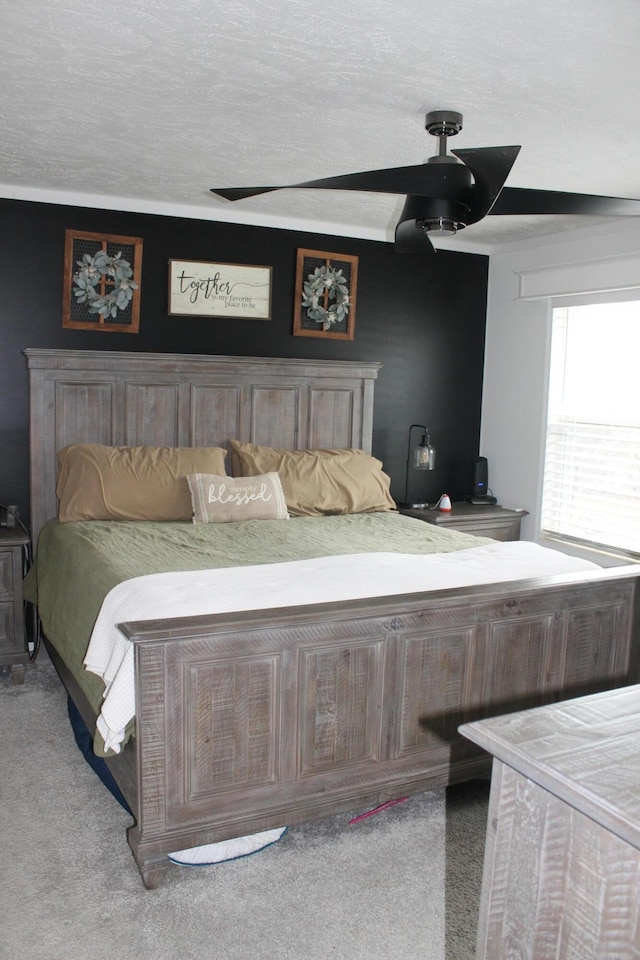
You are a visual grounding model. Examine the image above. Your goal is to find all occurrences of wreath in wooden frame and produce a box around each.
[301,264,350,330]
[72,249,139,320]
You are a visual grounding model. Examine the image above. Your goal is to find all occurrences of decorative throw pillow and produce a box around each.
[187,472,289,523]
[56,444,228,522]
[228,441,396,517]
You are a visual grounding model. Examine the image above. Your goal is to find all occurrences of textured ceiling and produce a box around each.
[2,0,640,253]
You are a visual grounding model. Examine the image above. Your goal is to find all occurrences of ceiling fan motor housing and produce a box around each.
[400,158,474,233]
[399,194,470,236]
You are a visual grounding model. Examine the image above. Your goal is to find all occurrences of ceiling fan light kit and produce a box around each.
[210,109,640,254]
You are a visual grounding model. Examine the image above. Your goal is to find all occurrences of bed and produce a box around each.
[25,348,640,889]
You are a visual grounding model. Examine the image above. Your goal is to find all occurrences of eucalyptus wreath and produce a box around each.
[72,249,138,319]
[301,264,350,330]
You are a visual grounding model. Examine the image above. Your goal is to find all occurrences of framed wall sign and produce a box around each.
[168,260,272,319]
[63,230,143,333]
[293,248,358,340]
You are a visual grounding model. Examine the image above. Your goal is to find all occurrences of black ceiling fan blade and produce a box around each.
[490,187,640,217]
[452,146,521,224]
[212,161,474,202]
[394,215,436,255]
[211,186,280,201]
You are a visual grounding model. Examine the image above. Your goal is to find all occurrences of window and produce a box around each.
[541,299,640,559]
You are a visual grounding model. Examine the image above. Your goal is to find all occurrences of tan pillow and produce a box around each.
[56,444,228,522]
[228,441,396,517]
[228,441,368,480]
[187,472,289,524]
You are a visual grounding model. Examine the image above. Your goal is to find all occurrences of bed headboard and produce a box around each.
[25,349,381,545]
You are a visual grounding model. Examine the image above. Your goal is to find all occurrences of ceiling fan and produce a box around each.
[210,110,640,254]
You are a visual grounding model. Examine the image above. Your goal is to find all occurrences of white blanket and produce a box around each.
[83,542,597,752]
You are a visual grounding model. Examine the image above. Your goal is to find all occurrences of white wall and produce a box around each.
[482,219,640,541]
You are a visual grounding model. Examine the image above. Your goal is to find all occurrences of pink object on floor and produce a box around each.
[348,798,409,824]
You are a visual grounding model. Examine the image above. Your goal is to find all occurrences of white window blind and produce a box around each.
[541,300,640,558]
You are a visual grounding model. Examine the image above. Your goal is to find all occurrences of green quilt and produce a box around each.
[25,513,490,719]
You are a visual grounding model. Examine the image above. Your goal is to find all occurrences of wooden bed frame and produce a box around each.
[26,348,640,889]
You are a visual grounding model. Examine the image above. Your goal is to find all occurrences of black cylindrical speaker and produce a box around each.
[472,456,488,497]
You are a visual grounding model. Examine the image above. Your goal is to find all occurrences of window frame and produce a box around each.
[539,290,640,565]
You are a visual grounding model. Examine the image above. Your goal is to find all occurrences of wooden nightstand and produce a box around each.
[399,503,528,541]
[0,527,30,684]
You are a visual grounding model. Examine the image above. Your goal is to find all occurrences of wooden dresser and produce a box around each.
[460,684,640,960]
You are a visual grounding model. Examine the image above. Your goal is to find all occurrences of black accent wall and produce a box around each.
[0,198,488,528]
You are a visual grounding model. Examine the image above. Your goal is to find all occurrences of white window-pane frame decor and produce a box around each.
[541,300,640,560]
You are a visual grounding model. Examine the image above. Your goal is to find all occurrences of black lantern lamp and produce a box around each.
[401,424,436,509]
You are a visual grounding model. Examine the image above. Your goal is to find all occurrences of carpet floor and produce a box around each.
[0,651,489,960]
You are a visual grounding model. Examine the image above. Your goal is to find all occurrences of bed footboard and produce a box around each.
[118,568,640,889]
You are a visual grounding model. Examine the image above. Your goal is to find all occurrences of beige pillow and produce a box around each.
[187,472,289,524]
[228,441,368,481]
[228,441,396,517]
[56,444,228,522]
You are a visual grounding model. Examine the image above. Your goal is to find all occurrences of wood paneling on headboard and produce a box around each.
[25,349,381,544]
